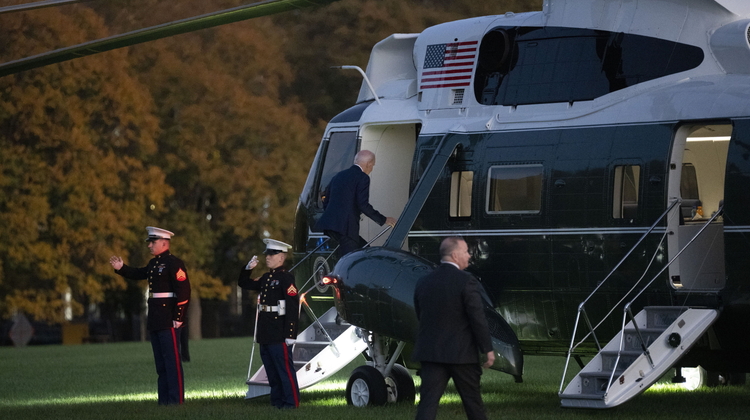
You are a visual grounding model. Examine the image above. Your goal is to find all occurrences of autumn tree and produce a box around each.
[0,6,167,323]
[0,0,542,335]
[96,0,318,338]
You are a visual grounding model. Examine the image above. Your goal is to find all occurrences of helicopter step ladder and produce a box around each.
[560,306,718,408]
[246,306,368,399]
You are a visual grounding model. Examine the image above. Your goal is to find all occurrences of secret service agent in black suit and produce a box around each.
[412,237,495,420]
[315,150,396,256]
[110,226,190,406]
[238,239,300,409]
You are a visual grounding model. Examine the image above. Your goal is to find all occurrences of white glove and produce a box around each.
[173,321,183,329]
[245,255,258,270]
[285,338,296,346]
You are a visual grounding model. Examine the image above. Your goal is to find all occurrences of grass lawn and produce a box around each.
[1,337,749,419]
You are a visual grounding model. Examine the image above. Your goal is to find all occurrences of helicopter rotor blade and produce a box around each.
[0,0,339,78]
[0,0,93,15]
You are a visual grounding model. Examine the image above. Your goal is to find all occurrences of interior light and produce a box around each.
[686,136,731,142]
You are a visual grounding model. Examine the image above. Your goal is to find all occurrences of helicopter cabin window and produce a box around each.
[486,165,543,214]
[612,165,640,219]
[450,171,473,218]
[317,131,359,209]
[474,27,704,106]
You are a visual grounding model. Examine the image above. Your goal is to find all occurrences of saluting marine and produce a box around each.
[110,226,190,406]
[239,238,300,409]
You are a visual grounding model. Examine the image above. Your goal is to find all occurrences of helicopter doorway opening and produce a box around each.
[668,123,731,291]
[359,123,418,248]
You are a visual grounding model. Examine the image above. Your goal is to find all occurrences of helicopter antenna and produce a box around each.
[331,65,382,105]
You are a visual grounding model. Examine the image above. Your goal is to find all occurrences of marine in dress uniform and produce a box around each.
[238,239,300,409]
[110,227,190,405]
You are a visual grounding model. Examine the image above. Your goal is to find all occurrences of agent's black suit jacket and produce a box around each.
[412,263,493,364]
[315,165,387,240]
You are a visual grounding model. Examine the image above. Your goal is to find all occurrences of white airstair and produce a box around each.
[559,200,724,408]
[560,306,718,408]
[245,306,368,398]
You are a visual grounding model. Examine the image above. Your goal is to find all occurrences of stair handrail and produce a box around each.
[299,297,340,357]
[290,238,331,273]
[623,202,724,310]
[602,203,724,396]
[298,225,391,293]
[578,198,681,311]
[559,198,679,394]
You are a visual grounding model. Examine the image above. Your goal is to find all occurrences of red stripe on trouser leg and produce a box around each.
[282,344,299,407]
[170,328,184,404]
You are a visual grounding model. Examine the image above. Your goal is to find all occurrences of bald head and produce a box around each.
[440,237,471,270]
[439,237,463,259]
[355,150,376,174]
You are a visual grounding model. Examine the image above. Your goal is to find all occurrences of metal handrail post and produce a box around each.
[559,309,584,393]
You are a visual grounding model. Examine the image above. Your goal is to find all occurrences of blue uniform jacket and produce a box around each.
[115,250,190,331]
[238,266,299,345]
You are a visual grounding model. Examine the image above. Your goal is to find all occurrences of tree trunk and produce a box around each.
[189,289,202,340]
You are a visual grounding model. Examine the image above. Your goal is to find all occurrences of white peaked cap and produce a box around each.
[145,226,175,241]
[263,238,292,254]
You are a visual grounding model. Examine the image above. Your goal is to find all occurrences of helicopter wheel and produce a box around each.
[385,364,415,404]
[680,366,747,389]
[346,365,387,406]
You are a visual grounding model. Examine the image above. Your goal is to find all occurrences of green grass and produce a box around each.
[1,337,749,419]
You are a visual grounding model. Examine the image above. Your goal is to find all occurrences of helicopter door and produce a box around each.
[667,123,731,291]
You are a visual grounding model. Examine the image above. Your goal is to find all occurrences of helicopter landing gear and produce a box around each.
[346,332,415,406]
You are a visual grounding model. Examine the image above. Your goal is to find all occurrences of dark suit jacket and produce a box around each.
[412,263,493,364]
[314,164,387,239]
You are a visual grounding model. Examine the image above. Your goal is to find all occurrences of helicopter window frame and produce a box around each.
[612,164,641,219]
[485,164,544,215]
[449,170,474,218]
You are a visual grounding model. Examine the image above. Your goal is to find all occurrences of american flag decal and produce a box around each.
[420,41,478,90]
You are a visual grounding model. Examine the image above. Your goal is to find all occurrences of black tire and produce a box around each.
[701,369,745,387]
[681,366,746,388]
[385,364,415,404]
[346,365,388,407]
[725,372,747,385]
[703,368,721,387]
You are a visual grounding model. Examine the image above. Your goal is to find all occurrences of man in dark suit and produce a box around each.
[315,150,396,256]
[413,237,495,420]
